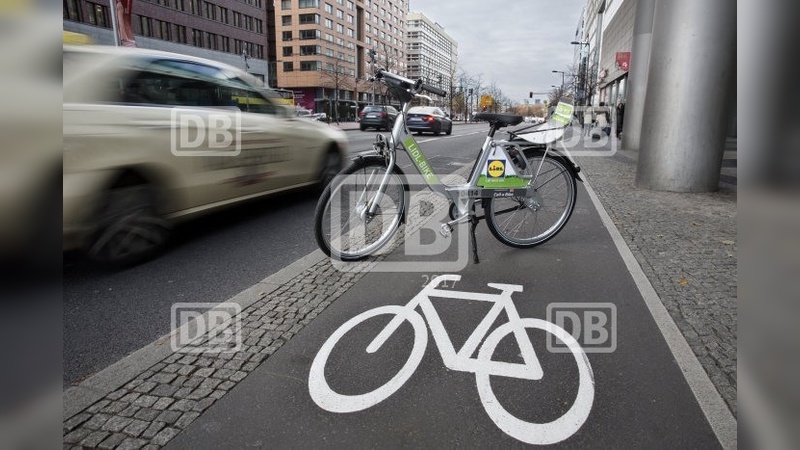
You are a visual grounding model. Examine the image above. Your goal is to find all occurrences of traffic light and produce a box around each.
[468,88,473,95]
[529,92,533,98]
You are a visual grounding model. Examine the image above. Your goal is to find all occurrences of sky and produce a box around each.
[407,0,585,105]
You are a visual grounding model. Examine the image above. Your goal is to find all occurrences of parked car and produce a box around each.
[311,112,328,122]
[358,105,399,131]
[406,106,453,135]
[295,108,312,118]
[63,45,349,266]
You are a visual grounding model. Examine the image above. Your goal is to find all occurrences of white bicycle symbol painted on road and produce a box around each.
[308,274,595,445]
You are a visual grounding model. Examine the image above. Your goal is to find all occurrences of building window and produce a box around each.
[281,0,291,8]
[193,29,204,47]
[283,61,294,72]
[283,46,293,56]
[175,24,187,43]
[324,2,332,13]
[282,31,292,41]
[298,0,319,8]
[86,2,110,28]
[300,45,320,55]
[64,0,82,21]
[137,16,153,37]
[300,29,320,40]
[300,61,319,71]
[206,33,217,50]
[204,2,215,20]
[221,36,229,52]
[282,15,292,25]
[160,20,171,40]
[299,13,319,24]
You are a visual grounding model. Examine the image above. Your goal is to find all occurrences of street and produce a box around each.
[63,124,491,386]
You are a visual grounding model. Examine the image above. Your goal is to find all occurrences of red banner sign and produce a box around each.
[116,0,136,47]
[616,52,630,71]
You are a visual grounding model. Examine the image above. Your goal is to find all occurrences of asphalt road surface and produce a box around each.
[64,124,491,386]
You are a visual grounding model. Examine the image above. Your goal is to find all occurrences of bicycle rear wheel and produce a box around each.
[484,150,577,248]
[314,156,407,260]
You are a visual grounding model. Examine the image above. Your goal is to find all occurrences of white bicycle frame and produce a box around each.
[368,95,555,227]
[367,274,544,380]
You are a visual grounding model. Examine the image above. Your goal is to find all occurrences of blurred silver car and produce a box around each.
[63,45,348,266]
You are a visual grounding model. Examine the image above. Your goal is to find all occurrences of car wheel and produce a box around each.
[319,150,342,189]
[87,180,170,267]
[446,123,452,135]
[360,125,366,131]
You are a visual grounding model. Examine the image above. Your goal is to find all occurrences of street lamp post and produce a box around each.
[570,41,591,105]
[551,70,566,93]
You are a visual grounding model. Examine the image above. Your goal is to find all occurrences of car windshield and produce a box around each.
[64,49,285,115]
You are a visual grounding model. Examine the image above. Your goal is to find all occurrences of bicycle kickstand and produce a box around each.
[470,214,480,264]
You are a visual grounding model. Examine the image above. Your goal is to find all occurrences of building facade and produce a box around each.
[405,11,457,104]
[274,0,408,118]
[573,0,635,107]
[63,0,272,81]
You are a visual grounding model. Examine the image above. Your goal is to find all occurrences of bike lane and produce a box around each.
[167,184,724,448]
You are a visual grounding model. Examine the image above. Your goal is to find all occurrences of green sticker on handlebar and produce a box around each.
[404,136,440,185]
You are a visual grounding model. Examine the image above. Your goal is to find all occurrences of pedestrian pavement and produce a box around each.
[62,129,736,448]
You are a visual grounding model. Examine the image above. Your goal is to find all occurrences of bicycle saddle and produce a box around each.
[474,113,524,128]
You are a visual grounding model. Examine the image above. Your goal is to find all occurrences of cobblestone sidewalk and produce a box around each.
[573,142,737,416]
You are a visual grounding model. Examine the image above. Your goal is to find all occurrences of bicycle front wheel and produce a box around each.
[475,319,594,445]
[314,156,407,260]
[308,305,428,413]
[484,151,577,248]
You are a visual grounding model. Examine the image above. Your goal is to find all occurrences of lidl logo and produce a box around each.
[487,160,505,178]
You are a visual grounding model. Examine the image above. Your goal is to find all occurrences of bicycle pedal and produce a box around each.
[440,223,452,237]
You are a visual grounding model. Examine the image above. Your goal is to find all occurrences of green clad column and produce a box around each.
[636,0,736,192]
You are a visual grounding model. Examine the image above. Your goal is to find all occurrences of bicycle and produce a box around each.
[308,274,595,445]
[313,67,582,263]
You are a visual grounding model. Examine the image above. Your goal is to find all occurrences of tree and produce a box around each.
[319,55,357,123]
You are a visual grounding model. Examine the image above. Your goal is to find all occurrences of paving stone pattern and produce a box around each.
[574,145,737,416]
[63,169,464,449]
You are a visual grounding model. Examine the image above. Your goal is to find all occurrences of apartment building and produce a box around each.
[63,0,272,80]
[274,0,408,117]
[405,12,457,101]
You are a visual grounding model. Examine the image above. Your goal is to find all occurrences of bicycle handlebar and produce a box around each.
[376,68,447,98]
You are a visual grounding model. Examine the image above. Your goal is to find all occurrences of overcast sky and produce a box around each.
[407,0,585,105]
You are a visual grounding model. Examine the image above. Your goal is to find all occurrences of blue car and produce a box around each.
[406,106,453,135]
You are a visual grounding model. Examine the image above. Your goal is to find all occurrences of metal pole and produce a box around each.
[636,0,736,192]
[108,0,120,46]
[622,0,655,151]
